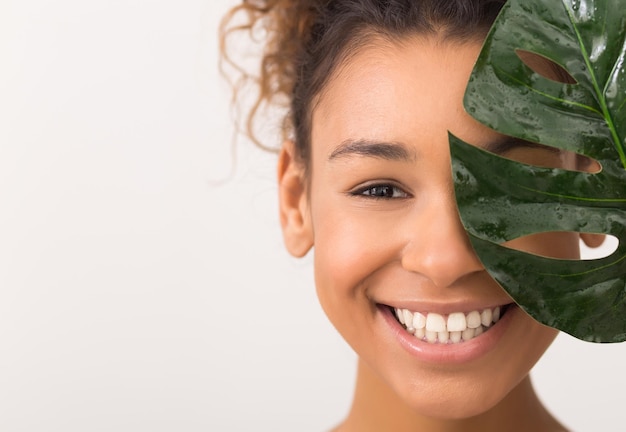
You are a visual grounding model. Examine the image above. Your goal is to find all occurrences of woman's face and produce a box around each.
[281,36,581,418]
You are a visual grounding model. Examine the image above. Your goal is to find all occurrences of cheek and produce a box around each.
[308,198,403,328]
[311,207,385,300]
[310,211,374,345]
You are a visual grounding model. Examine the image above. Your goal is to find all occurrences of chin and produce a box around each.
[385,367,519,420]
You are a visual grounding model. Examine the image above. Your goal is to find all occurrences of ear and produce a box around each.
[580,233,605,248]
[277,140,313,257]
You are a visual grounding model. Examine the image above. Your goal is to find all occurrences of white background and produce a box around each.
[1,1,624,431]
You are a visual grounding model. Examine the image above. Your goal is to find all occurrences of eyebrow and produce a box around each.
[328,139,417,162]
[483,136,561,155]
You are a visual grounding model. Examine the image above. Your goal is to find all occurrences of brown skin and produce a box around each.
[339,360,562,432]
[278,35,602,432]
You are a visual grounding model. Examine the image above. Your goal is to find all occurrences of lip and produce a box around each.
[378,302,517,364]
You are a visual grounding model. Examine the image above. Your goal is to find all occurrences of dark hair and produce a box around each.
[220,0,507,170]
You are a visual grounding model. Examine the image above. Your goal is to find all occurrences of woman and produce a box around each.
[221,1,603,430]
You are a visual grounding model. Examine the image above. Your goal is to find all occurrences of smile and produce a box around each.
[393,305,510,344]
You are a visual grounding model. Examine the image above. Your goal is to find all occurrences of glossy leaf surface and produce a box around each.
[450,0,626,342]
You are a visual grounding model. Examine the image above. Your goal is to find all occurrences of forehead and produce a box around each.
[316,35,481,105]
[310,36,496,155]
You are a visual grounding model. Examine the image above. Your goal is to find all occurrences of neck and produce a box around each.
[334,358,567,432]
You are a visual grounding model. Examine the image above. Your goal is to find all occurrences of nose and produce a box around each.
[401,194,483,288]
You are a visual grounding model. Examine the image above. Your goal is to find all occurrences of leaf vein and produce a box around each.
[519,185,626,203]
[539,253,626,278]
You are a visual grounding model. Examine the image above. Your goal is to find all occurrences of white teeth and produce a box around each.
[396,309,405,325]
[481,308,493,327]
[462,328,475,341]
[412,312,426,330]
[402,309,412,326]
[466,310,482,329]
[450,331,462,343]
[425,313,446,332]
[447,313,466,332]
[393,305,507,344]
[425,330,438,343]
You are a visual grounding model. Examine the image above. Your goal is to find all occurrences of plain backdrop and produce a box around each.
[1,1,624,431]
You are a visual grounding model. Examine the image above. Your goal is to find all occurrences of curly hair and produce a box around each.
[220,0,507,169]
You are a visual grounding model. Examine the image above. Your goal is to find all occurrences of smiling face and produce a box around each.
[278,35,580,420]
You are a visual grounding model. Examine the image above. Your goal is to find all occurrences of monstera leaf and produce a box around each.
[450,0,626,342]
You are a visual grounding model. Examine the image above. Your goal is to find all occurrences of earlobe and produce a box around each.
[277,141,313,257]
[580,233,605,248]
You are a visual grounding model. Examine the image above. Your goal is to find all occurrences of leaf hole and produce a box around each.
[502,232,617,260]
[515,49,577,84]
[575,153,602,174]
[491,137,601,173]
[580,234,619,260]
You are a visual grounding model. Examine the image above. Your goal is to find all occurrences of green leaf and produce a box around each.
[450,0,626,342]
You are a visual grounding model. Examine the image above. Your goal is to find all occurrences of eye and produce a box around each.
[352,183,410,199]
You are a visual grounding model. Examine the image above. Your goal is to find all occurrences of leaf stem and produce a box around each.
[564,3,626,169]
